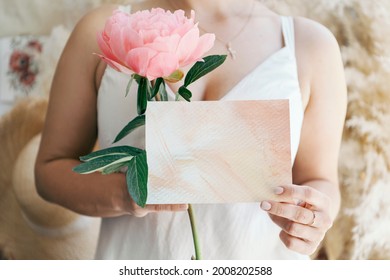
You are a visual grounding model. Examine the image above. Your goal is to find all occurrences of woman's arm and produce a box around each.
[292,16,347,219]
[35,6,187,218]
[260,17,347,255]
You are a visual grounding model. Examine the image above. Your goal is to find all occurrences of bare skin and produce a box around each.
[35,0,347,255]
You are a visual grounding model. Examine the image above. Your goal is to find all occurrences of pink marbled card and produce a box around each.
[145,100,291,204]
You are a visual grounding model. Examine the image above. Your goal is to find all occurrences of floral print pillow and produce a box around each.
[0,36,46,115]
[8,39,42,91]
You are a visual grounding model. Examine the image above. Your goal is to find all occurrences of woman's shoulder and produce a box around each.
[293,16,340,53]
[292,16,343,87]
[74,4,118,32]
[66,5,118,55]
[282,15,344,106]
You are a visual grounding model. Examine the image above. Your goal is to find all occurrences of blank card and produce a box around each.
[145,100,291,204]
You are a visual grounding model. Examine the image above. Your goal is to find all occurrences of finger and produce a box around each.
[261,201,315,225]
[268,213,324,241]
[129,203,188,217]
[306,210,333,230]
[273,185,330,210]
[145,204,189,213]
[279,230,318,255]
[129,207,149,218]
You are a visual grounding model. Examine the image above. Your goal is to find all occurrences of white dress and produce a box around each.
[95,16,307,260]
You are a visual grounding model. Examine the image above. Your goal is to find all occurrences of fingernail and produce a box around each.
[274,186,284,195]
[261,201,271,211]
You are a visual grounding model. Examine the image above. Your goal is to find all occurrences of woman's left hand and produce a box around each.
[260,184,333,255]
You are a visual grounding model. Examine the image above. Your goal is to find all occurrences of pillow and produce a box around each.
[0,0,102,37]
[0,35,46,115]
[0,25,71,116]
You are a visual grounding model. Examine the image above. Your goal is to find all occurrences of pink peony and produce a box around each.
[97,8,215,80]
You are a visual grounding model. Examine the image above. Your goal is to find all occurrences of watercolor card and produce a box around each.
[146,100,291,204]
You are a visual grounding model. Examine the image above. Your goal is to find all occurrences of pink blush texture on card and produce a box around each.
[145,100,291,204]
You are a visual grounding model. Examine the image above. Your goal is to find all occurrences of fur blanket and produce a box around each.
[321,0,390,260]
[264,0,390,259]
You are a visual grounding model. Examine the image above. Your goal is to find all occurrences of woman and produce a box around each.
[35,0,347,259]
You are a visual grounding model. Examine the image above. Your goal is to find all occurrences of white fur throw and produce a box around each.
[263,0,390,259]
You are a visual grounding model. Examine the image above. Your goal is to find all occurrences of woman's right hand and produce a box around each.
[117,177,189,217]
[126,201,189,217]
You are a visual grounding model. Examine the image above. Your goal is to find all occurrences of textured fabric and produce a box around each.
[95,16,306,260]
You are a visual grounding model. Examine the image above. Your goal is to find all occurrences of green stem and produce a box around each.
[188,204,202,260]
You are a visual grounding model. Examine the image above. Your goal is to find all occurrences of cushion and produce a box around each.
[0,0,102,37]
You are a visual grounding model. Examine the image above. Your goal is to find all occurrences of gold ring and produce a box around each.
[308,211,316,226]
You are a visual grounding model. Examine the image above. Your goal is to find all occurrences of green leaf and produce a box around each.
[184,55,227,87]
[159,81,168,101]
[126,151,148,207]
[79,146,143,162]
[133,74,142,84]
[178,86,192,102]
[101,161,129,175]
[73,154,133,174]
[113,115,145,143]
[151,77,164,99]
[146,79,153,100]
[137,77,148,115]
[125,76,134,97]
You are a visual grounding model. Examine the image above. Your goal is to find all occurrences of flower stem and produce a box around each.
[188,204,202,260]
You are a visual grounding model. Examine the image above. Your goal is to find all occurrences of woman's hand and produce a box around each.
[117,184,188,217]
[260,184,333,255]
[125,202,189,218]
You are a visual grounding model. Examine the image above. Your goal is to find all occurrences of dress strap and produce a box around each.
[281,16,295,53]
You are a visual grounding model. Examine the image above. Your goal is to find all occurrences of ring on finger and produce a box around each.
[308,210,317,227]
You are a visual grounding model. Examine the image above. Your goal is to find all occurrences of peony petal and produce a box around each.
[122,25,144,51]
[139,29,161,44]
[96,54,134,75]
[111,10,130,26]
[176,27,200,65]
[97,7,212,79]
[104,11,129,38]
[147,34,181,53]
[173,21,195,37]
[125,47,158,77]
[181,33,215,66]
[96,32,117,61]
[109,25,129,62]
[146,52,179,80]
